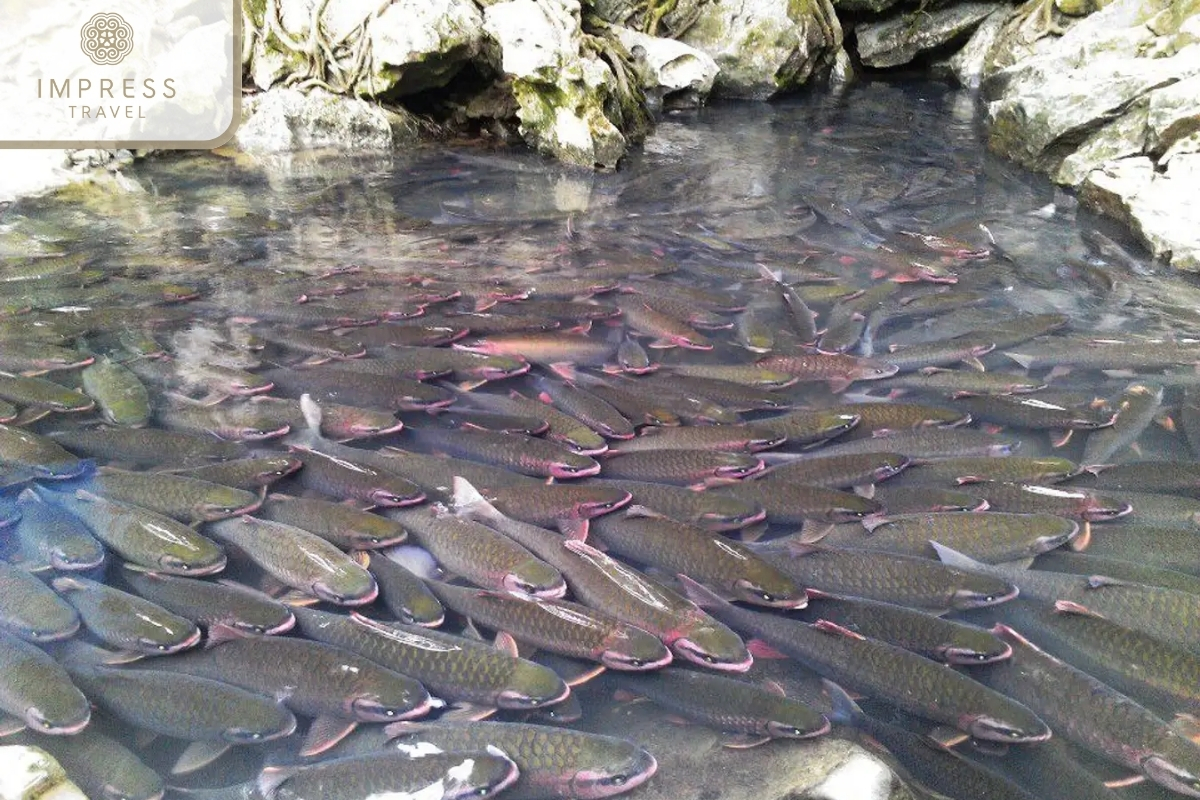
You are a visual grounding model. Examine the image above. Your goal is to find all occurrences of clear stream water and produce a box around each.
[1,80,1197,800]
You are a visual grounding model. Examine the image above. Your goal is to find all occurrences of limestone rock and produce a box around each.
[588,0,711,39]
[805,752,895,800]
[0,745,87,800]
[1054,101,1148,186]
[483,0,626,168]
[1081,155,1200,271]
[235,88,421,152]
[855,2,1003,69]
[679,0,843,99]
[361,0,484,97]
[834,0,904,15]
[949,7,1009,88]
[612,27,719,108]
[1146,73,1200,155]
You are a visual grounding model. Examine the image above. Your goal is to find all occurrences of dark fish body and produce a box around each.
[383,721,657,800]
[798,592,1010,665]
[0,373,94,412]
[589,512,806,608]
[1005,338,1200,371]
[616,668,829,742]
[823,680,1039,800]
[87,468,261,523]
[832,401,971,440]
[633,374,790,413]
[1081,524,1200,575]
[52,575,200,655]
[412,427,600,479]
[145,631,431,723]
[460,333,615,367]
[756,352,898,389]
[368,553,445,627]
[386,506,565,597]
[166,455,303,491]
[10,490,105,571]
[260,496,408,549]
[574,380,681,427]
[259,750,519,800]
[882,335,996,372]
[0,424,91,479]
[461,389,606,454]
[754,543,1018,612]
[207,516,378,606]
[975,625,1200,797]
[373,446,534,495]
[1091,489,1200,529]
[1068,461,1200,496]
[968,483,1131,521]
[531,379,636,438]
[154,399,291,442]
[288,444,427,507]
[954,393,1116,430]
[879,369,1046,396]
[292,608,568,710]
[679,578,1049,743]
[714,479,880,524]
[262,366,453,411]
[844,511,1078,562]
[960,735,1119,800]
[244,396,405,441]
[610,424,784,454]
[426,581,671,671]
[17,725,165,800]
[760,452,910,489]
[582,478,764,530]
[600,449,763,484]
[0,629,90,734]
[346,347,529,382]
[49,428,246,467]
[1034,550,1200,595]
[0,563,80,642]
[121,568,295,635]
[887,456,1076,487]
[732,409,862,445]
[1081,382,1163,466]
[810,428,1018,461]
[37,488,227,575]
[869,484,987,513]
[63,659,297,744]
[81,359,151,427]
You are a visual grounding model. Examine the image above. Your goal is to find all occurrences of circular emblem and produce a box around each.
[80,12,134,66]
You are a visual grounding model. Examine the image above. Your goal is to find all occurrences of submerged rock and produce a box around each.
[235,87,423,152]
[856,2,1003,69]
[613,26,720,108]
[679,0,844,99]
[0,745,87,800]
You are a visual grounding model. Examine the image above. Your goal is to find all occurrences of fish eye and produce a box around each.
[702,654,716,664]
[601,775,628,787]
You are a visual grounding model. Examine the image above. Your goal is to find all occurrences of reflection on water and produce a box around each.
[0,81,1196,800]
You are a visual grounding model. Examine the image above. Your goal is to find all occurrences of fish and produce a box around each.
[660,363,799,389]
[831,401,971,440]
[589,509,806,608]
[81,359,151,427]
[410,427,601,479]
[966,483,1131,521]
[1005,338,1200,371]
[36,487,227,575]
[750,409,862,445]
[257,749,520,800]
[823,680,1041,800]
[120,567,295,635]
[1068,461,1200,496]
[87,467,261,524]
[614,668,829,747]
[885,456,1077,487]
[375,345,530,381]
[1032,550,1200,595]
[207,516,378,606]
[0,424,92,479]
[452,478,751,672]
[9,488,105,571]
[289,444,429,507]
[294,608,569,712]
[245,396,406,441]
[48,428,246,468]
[678,576,1049,743]
[262,365,454,411]
[581,478,764,531]
[1079,524,1200,574]
[878,369,1047,396]
[868,484,988,513]
[154,397,293,442]
[367,552,446,627]
[954,393,1117,431]
[844,511,1080,562]
[18,725,165,800]
[599,449,764,485]
[164,454,303,491]
[0,373,94,413]
[458,333,615,376]
[385,506,566,598]
[975,625,1200,798]
[800,428,1019,460]
[630,374,792,413]
[756,352,897,392]
[758,264,818,344]
[52,576,200,655]
[713,479,881,524]
[0,629,90,735]
[609,424,785,454]
[426,581,672,671]
[752,541,1018,613]
[1081,382,1164,466]
[616,296,713,349]
[0,341,95,376]
[259,495,409,549]
[455,388,608,455]
[0,564,80,642]
[384,721,658,800]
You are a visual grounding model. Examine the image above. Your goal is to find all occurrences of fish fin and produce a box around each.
[493,631,520,658]
[0,718,25,737]
[562,664,606,687]
[960,356,985,372]
[1053,600,1106,619]
[279,590,320,607]
[987,624,1032,648]
[953,475,985,485]
[1005,352,1034,369]
[1103,774,1146,789]
[624,504,664,519]
[1171,713,1200,743]
[852,484,876,499]
[798,521,834,543]
[968,739,1009,757]
[929,541,984,570]
[869,268,888,281]
[461,618,485,642]
[762,679,787,697]
[827,377,852,394]
[822,679,862,727]
[676,573,732,612]
[205,623,250,648]
[812,619,867,641]
[171,741,231,776]
[860,515,892,533]
[450,476,500,522]
[721,732,772,749]
[785,539,821,557]
[981,423,1004,436]
[350,550,370,568]
[299,716,356,758]
[132,729,159,750]
[738,521,769,543]
[548,362,578,382]
[746,639,788,660]
[50,576,86,593]
[1047,428,1074,448]
[257,765,298,799]
[1069,521,1092,551]
[1086,574,1129,589]
[457,379,487,392]
[927,726,969,748]
[647,339,678,350]
[556,519,589,540]
[440,703,496,723]
[612,689,641,703]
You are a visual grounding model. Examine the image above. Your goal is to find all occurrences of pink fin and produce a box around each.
[205,623,250,648]
[721,732,771,749]
[1053,600,1106,619]
[746,639,789,660]
[441,703,496,723]
[171,741,230,776]
[812,619,867,640]
[1103,774,1146,789]
[613,689,639,703]
[762,679,787,697]
[258,765,298,799]
[494,631,520,658]
[558,518,589,541]
[299,716,356,758]
[1069,521,1092,552]
[1087,574,1128,589]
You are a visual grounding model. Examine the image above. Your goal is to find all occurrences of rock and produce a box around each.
[235,87,422,152]
[805,752,895,800]
[361,0,484,96]
[679,0,843,99]
[1081,155,1200,271]
[482,0,626,168]
[0,745,87,800]
[949,7,1009,88]
[588,0,710,39]
[612,27,719,108]
[834,0,904,15]
[855,2,1002,69]
[1053,100,1148,186]
[1146,74,1200,155]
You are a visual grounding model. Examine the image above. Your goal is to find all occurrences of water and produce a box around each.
[1,79,1197,800]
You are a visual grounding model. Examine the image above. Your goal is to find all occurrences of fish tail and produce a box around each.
[299,393,323,434]
[929,540,986,571]
[451,476,501,521]
[822,679,862,728]
[676,573,732,612]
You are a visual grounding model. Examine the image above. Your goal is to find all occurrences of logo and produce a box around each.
[80,13,134,65]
